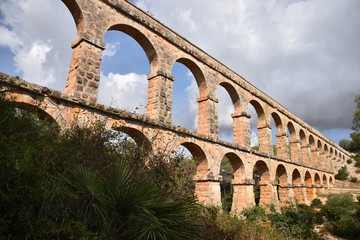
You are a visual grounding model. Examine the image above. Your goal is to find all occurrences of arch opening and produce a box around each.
[99,25,158,113]
[253,160,270,206]
[216,84,236,142]
[248,100,265,149]
[171,59,204,131]
[275,164,288,206]
[292,169,303,203]
[305,171,315,202]
[271,112,283,156]
[219,153,244,212]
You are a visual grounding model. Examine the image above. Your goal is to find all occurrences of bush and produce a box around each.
[347,159,353,164]
[0,97,201,239]
[321,193,360,239]
[310,198,323,208]
[350,176,358,183]
[269,204,323,240]
[335,166,349,180]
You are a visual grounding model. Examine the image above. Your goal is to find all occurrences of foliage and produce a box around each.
[339,95,360,153]
[352,95,360,132]
[350,176,358,183]
[321,193,360,239]
[0,97,200,239]
[347,159,352,164]
[335,166,349,180]
[198,207,285,240]
[310,198,323,208]
[66,164,200,240]
[268,204,323,240]
[355,153,360,168]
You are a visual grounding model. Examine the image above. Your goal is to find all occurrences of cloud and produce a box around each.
[14,41,56,85]
[250,131,259,147]
[0,0,75,90]
[134,0,360,137]
[98,72,148,113]
[103,42,120,57]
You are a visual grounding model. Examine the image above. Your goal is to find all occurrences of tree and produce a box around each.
[339,95,360,153]
[352,95,360,132]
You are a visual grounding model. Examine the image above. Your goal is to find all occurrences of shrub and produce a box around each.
[350,176,358,183]
[269,204,323,240]
[335,166,349,180]
[347,159,353,164]
[310,198,323,208]
[321,193,360,239]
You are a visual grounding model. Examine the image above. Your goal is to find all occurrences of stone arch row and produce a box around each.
[102,121,335,211]
[3,89,335,213]
[60,0,350,172]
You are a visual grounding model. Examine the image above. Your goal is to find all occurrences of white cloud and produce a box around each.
[14,41,56,85]
[250,131,259,147]
[0,26,22,51]
[103,42,120,57]
[98,72,148,113]
[0,0,75,90]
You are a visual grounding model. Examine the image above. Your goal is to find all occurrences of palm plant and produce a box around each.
[66,161,201,240]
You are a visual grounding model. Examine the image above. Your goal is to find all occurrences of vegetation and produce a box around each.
[321,193,360,239]
[339,95,360,153]
[335,166,349,180]
[2,96,360,240]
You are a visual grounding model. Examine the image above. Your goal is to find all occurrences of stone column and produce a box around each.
[259,183,276,207]
[276,132,289,159]
[258,124,273,155]
[319,152,326,170]
[290,140,302,164]
[277,183,291,207]
[301,145,311,167]
[194,175,222,207]
[306,186,316,203]
[231,179,255,214]
[292,185,305,204]
[232,112,251,147]
[146,72,173,124]
[198,96,218,136]
[65,38,104,103]
[311,149,320,168]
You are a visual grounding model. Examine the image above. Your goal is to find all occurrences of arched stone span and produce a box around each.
[275,164,288,207]
[254,160,272,207]
[217,82,242,143]
[323,174,328,188]
[108,24,159,72]
[271,112,286,158]
[292,169,304,203]
[112,126,151,150]
[223,152,249,213]
[299,129,310,166]
[250,100,271,154]
[179,142,220,206]
[309,135,318,168]
[287,122,301,164]
[61,0,85,34]
[314,173,321,196]
[305,171,315,202]
[171,58,212,134]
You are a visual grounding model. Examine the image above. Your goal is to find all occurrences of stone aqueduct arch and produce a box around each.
[0,0,352,213]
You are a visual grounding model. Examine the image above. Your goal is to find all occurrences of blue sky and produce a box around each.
[0,0,359,146]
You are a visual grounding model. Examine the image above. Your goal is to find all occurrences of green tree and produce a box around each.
[322,193,360,239]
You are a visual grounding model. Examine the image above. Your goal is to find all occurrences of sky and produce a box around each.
[0,0,359,146]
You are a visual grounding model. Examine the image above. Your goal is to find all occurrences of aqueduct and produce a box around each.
[0,0,351,213]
